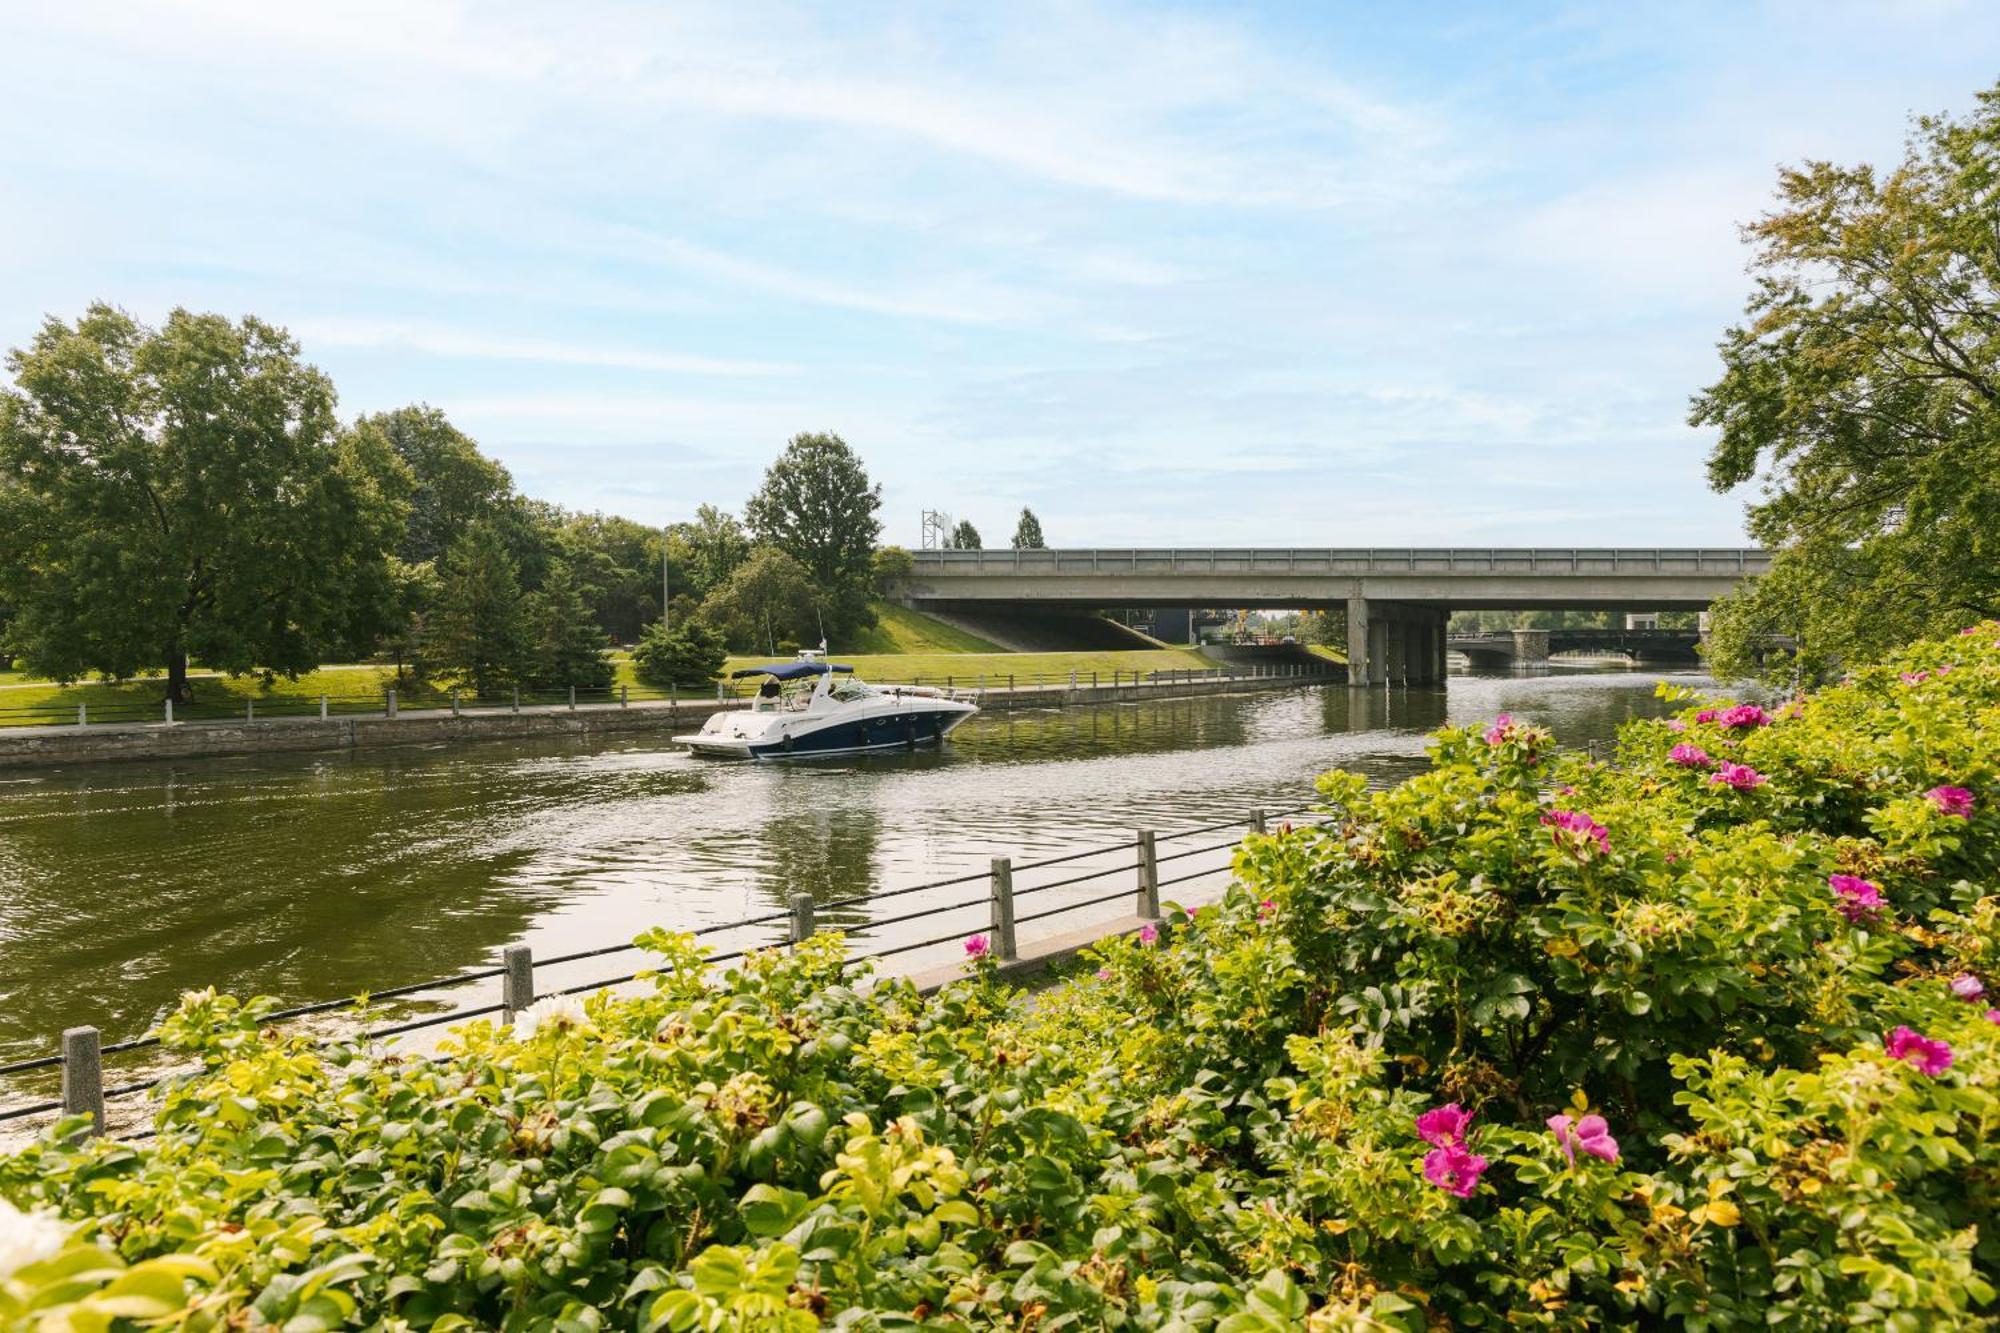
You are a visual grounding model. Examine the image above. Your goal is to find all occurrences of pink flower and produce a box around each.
[1926,786,1974,818]
[1096,968,1112,981]
[1900,670,1930,685]
[1415,1103,1470,1147]
[1422,1143,1488,1198]
[1542,809,1610,857]
[1950,974,1986,1002]
[1665,718,1688,732]
[964,934,990,958]
[1884,1026,1953,1076]
[1963,626,1982,636]
[1257,899,1276,920]
[1548,1113,1620,1165]
[1669,743,1712,768]
[1987,1009,2000,1025]
[1709,762,1768,790]
[1718,704,1771,729]
[1829,874,1885,923]
[1484,713,1514,745]
[1694,709,1718,724]
[1138,923,1159,946]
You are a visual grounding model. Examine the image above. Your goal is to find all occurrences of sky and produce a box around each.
[1,2,1996,548]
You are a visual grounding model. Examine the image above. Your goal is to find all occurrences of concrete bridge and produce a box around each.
[905,547,1767,685]
[1447,627,1705,668]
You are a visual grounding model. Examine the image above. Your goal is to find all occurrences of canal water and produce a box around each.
[0,668,1708,1062]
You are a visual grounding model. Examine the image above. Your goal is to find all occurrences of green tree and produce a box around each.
[632,618,728,689]
[665,504,752,609]
[1692,84,2000,681]
[871,545,914,596]
[526,555,614,691]
[1010,507,1046,549]
[350,406,511,566]
[700,546,817,654]
[424,520,531,696]
[743,433,881,633]
[947,520,982,550]
[0,305,408,701]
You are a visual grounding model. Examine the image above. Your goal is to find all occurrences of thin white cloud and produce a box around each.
[293,318,793,378]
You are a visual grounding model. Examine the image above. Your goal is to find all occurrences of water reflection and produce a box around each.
[0,668,1708,1056]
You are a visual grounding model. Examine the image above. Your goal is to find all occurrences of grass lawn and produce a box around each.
[839,603,1003,654]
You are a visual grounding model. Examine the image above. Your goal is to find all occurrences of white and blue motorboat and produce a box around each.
[673,654,979,759]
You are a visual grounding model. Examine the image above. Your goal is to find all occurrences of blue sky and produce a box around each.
[2,3,1995,547]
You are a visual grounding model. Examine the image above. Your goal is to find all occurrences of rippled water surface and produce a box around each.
[0,668,1707,1058]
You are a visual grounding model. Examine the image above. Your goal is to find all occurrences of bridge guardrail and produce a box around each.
[910,547,1769,575]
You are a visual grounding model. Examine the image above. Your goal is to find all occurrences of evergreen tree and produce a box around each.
[632,618,728,689]
[1011,507,1046,549]
[526,555,614,691]
[948,520,983,550]
[424,520,530,696]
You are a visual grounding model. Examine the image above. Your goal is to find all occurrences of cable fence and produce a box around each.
[0,803,1329,1138]
[0,659,1343,731]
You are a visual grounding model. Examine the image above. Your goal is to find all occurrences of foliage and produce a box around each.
[1011,508,1046,549]
[351,406,512,568]
[946,520,982,550]
[633,619,729,690]
[422,519,531,696]
[870,546,914,598]
[0,305,409,700]
[743,434,881,638]
[5,627,1998,1328]
[669,505,754,609]
[1693,83,2000,681]
[699,546,819,655]
[525,556,615,691]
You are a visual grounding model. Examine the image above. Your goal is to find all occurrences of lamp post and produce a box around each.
[661,525,671,634]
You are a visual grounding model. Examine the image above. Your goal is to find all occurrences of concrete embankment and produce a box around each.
[0,665,1346,769]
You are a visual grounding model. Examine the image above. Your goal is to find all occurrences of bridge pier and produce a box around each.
[1348,599,1448,687]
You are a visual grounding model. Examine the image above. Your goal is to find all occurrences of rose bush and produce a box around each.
[2,626,1997,1328]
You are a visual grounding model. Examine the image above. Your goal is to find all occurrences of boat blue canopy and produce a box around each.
[730,661,855,680]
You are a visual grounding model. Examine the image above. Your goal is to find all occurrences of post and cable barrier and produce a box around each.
[0,803,1330,1137]
[0,658,1343,731]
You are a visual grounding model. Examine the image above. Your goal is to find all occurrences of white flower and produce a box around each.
[0,1197,68,1279]
[512,994,592,1041]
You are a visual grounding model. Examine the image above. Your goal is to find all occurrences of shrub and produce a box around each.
[2,627,1997,1327]
[632,619,728,690]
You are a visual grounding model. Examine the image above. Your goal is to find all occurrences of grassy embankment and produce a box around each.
[0,604,1223,721]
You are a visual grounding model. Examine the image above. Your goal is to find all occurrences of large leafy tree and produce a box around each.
[666,503,752,607]
[1693,85,2000,680]
[0,305,408,700]
[423,519,530,696]
[350,406,511,566]
[699,545,818,654]
[1011,507,1046,549]
[947,520,982,550]
[743,433,881,635]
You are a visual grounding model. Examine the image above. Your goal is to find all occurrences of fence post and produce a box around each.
[76,702,86,727]
[320,694,328,721]
[164,697,173,726]
[620,684,628,707]
[990,857,1018,961]
[568,685,576,710]
[501,945,534,1024]
[386,689,398,719]
[1136,830,1159,918]
[60,1027,104,1135]
[450,692,460,717]
[512,687,520,713]
[245,698,254,722]
[789,893,816,946]
[1251,808,1267,835]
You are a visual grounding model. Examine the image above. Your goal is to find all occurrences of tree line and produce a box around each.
[0,307,1043,698]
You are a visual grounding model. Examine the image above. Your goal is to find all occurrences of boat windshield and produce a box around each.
[827,676,875,703]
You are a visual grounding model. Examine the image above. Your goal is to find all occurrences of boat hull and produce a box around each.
[675,704,975,760]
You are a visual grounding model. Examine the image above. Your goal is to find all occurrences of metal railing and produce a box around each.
[0,660,1343,731]
[0,806,1326,1140]
[911,547,1770,575]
